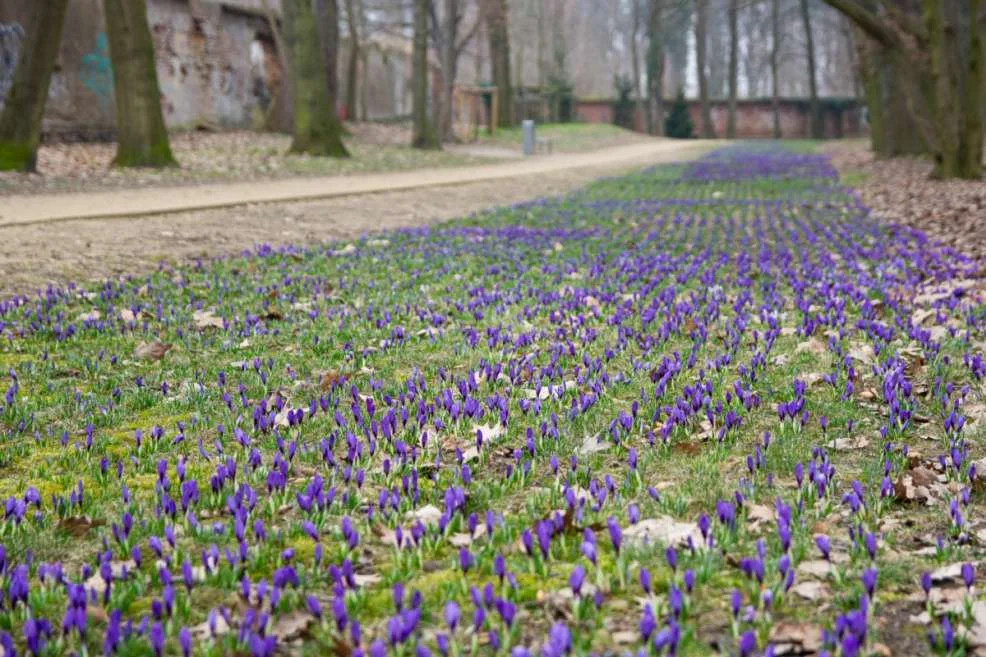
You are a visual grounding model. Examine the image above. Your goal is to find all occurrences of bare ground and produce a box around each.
[0,158,676,298]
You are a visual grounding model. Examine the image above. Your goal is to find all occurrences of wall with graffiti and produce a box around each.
[0,0,278,138]
[149,0,275,129]
[0,22,24,105]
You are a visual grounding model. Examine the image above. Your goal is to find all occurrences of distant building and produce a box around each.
[0,0,445,138]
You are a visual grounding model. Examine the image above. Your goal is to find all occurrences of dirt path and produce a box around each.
[0,141,714,297]
[0,140,713,226]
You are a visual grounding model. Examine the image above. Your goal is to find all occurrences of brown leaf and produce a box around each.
[768,622,823,654]
[193,309,224,329]
[134,340,172,361]
[270,608,315,642]
[86,606,110,624]
[319,370,343,391]
[58,515,105,537]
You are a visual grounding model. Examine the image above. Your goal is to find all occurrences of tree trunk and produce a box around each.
[695,0,715,137]
[438,0,460,142]
[285,0,348,156]
[0,0,69,172]
[771,0,781,138]
[647,0,665,135]
[103,0,177,167]
[630,0,649,133]
[799,0,823,138]
[412,0,441,148]
[314,0,342,110]
[824,0,982,179]
[960,0,983,178]
[261,0,293,133]
[343,0,361,120]
[487,0,512,127]
[726,0,738,138]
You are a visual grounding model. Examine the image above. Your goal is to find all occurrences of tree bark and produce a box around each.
[103,0,177,167]
[412,0,441,148]
[771,0,781,138]
[800,0,823,138]
[261,0,293,133]
[314,0,341,109]
[0,0,69,172]
[824,0,982,179]
[695,0,715,137]
[487,0,512,127]
[959,0,983,178]
[630,0,649,133]
[726,0,738,138]
[285,0,348,156]
[343,0,361,120]
[647,0,665,135]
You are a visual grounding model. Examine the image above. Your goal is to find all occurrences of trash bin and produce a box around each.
[522,120,535,156]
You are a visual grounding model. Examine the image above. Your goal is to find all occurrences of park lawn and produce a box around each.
[478,122,653,153]
[0,145,982,657]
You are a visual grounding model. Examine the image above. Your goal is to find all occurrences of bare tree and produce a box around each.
[432,0,482,141]
[0,0,69,171]
[695,0,715,136]
[413,0,441,148]
[771,0,781,137]
[799,0,823,138]
[104,0,177,167]
[628,0,648,131]
[824,0,983,178]
[285,0,348,156]
[726,0,738,137]
[647,0,665,134]
[343,0,362,119]
[485,0,512,127]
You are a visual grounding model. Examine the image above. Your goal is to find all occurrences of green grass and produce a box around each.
[0,146,981,656]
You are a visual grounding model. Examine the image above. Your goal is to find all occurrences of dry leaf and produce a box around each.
[623,516,701,549]
[577,434,611,456]
[193,309,224,329]
[270,609,315,642]
[767,622,823,654]
[134,340,172,361]
[58,515,105,537]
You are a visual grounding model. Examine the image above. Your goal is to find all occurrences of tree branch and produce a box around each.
[821,0,902,50]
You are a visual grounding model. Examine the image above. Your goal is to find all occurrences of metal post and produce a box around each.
[522,119,535,156]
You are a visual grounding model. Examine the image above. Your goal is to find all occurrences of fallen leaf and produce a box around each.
[58,516,105,537]
[796,559,832,579]
[790,580,826,601]
[193,309,224,329]
[768,622,823,654]
[577,434,610,456]
[134,340,172,362]
[270,609,315,642]
[831,436,869,451]
[406,504,443,526]
[623,516,700,549]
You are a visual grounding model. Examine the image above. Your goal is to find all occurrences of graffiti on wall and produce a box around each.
[81,32,113,108]
[0,22,24,103]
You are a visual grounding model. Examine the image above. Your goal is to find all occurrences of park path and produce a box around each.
[0,139,713,226]
[0,139,717,296]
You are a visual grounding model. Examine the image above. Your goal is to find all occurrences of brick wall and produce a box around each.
[575,97,865,139]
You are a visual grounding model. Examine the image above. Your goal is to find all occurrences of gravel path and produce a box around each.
[0,140,709,225]
[0,143,713,297]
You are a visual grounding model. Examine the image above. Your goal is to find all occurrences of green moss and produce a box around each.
[112,138,178,169]
[0,140,37,172]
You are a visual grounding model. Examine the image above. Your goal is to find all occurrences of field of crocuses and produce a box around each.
[0,145,984,657]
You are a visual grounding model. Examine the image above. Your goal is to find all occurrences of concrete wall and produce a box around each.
[0,0,280,137]
[575,98,866,139]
